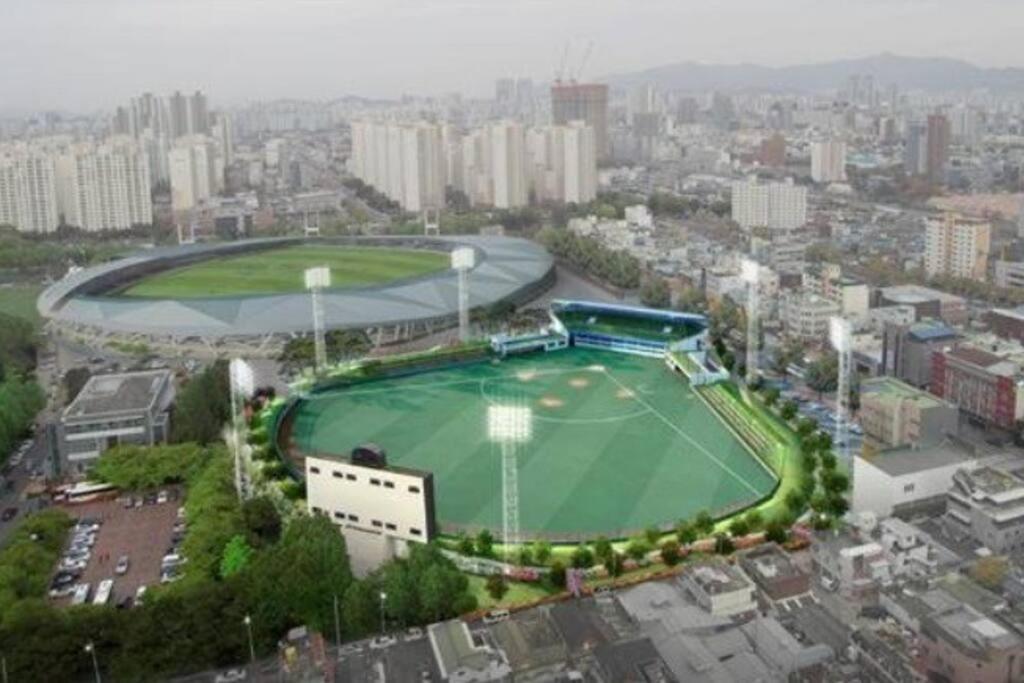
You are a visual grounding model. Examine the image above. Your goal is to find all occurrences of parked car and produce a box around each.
[369,635,397,650]
[157,490,169,504]
[135,585,147,605]
[115,555,130,575]
[60,557,88,572]
[482,609,510,625]
[1,507,17,522]
[70,583,91,606]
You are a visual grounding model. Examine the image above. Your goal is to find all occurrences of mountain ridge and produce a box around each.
[602,53,1024,93]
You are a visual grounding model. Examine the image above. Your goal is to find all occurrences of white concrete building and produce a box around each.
[306,448,435,574]
[810,140,847,183]
[0,146,59,233]
[782,293,840,342]
[924,213,991,281]
[488,121,528,209]
[731,176,806,231]
[679,561,757,617]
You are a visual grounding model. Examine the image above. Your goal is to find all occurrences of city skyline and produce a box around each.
[3,0,1024,112]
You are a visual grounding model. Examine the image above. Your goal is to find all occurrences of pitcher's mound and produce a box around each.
[539,396,564,408]
[569,377,590,389]
[616,388,636,400]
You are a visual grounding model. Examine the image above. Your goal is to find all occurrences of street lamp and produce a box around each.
[83,642,101,683]
[243,614,256,665]
[379,591,387,635]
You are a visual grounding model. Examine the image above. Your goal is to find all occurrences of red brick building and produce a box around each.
[931,346,1022,429]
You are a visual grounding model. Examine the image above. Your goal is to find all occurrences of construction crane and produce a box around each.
[554,43,570,84]
[572,41,594,83]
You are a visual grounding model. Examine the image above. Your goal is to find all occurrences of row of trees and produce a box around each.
[278,330,373,371]
[536,227,642,290]
[171,361,232,444]
[0,310,44,464]
[0,225,129,274]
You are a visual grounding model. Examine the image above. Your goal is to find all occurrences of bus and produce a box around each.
[58,481,118,504]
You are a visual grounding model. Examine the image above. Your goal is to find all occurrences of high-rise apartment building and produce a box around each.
[349,120,445,212]
[527,122,597,205]
[56,139,152,231]
[551,83,609,161]
[757,134,786,168]
[926,113,950,184]
[924,213,991,281]
[169,137,217,212]
[488,122,528,209]
[810,140,847,183]
[0,146,59,233]
[731,176,807,231]
[903,122,928,176]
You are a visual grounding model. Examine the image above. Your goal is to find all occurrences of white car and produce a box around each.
[404,627,425,641]
[70,583,91,606]
[369,635,397,650]
[60,557,88,572]
[157,490,169,504]
[135,585,148,605]
[115,555,129,575]
[482,609,510,625]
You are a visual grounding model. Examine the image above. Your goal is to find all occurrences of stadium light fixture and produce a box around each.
[740,258,761,385]
[304,266,331,374]
[829,316,851,353]
[451,247,475,343]
[229,358,255,501]
[487,404,532,443]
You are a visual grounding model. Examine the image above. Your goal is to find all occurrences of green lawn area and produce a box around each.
[292,348,777,539]
[119,245,450,298]
[467,575,552,609]
[0,284,43,329]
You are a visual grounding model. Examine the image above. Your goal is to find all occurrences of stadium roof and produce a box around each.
[39,235,553,339]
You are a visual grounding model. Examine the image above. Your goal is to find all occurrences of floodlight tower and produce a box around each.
[829,316,853,463]
[423,208,440,236]
[740,258,761,385]
[304,266,331,374]
[451,247,475,342]
[229,358,255,500]
[487,403,532,565]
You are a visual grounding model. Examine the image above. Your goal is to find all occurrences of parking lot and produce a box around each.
[52,488,185,607]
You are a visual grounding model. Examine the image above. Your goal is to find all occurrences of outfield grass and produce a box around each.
[291,348,778,539]
[120,245,450,298]
[0,284,43,329]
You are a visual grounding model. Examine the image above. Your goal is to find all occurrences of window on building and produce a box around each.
[384,481,395,489]
[332,471,343,478]
[385,523,396,531]
[370,478,381,486]
[311,506,322,514]
[372,520,383,528]
[334,511,345,520]
[348,514,359,522]
[903,483,915,493]
[310,466,321,474]
[346,473,356,481]
[410,528,422,536]
[408,486,421,494]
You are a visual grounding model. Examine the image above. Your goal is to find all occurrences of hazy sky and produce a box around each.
[3,0,1023,112]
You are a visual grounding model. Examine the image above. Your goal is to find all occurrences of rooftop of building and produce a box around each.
[958,463,1024,497]
[879,284,965,305]
[737,543,808,586]
[684,561,754,596]
[63,369,171,420]
[905,320,959,342]
[859,436,977,478]
[860,376,950,410]
[427,620,504,679]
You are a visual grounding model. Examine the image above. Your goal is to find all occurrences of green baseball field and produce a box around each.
[290,348,779,539]
[120,245,449,298]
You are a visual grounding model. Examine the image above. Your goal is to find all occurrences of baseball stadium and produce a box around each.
[273,301,798,543]
[36,235,555,355]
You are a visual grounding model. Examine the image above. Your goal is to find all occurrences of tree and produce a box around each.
[780,401,798,421]
[219,534,253,578]
[970,556,1008,591]
[640,276,671,309]
[626,538,650,562]
[764,520,789,544]
[593,536,613,564]
[819,451,838,471]
[660,540,681,566]
[805,354,839,396]
[694,510,715,535]
[172,360,231,444]
[516,546,534,567]
[821,470,849,495]
[728,518,750,538]
[475,529,494,557]
[762,387,780,408]
[744,509,764,531]
[570,544,594,569]
[644,526,662,547]
[713,534,735,555]
[784,489,806,515]
[485,574,508,602]
[604,552,625,578]
[796,417,817,438]
[242,496,282,546]
[533,540,552,565]
[547,561,567,589]
[675,520,697,545]
[63,367,91,402]
[456,532,474,556]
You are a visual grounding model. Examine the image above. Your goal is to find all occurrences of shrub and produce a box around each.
[659,540,681,566]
